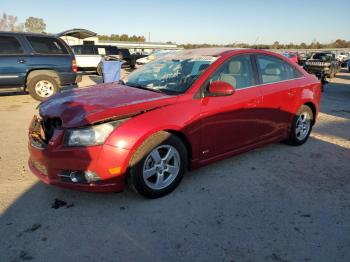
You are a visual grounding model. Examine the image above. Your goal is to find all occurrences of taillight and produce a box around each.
[72,59,78,73]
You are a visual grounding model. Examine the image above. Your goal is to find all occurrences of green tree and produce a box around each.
[25,17,46,33]
[272,41,280,49]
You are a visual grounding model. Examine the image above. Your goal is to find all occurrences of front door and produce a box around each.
[0,35,27,87]
[199,54,267,160]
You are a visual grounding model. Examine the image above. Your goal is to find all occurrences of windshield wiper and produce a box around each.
[126,82,163,93]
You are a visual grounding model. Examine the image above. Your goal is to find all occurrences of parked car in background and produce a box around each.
[282,52,299,63]
[347,59,350,72]
[117,48,137,69]
[71,45,136,75]
[336,52,349,62]
[304,52,340,80]
[298,53,312,66]
[28,48,321,198]
[136,50,180,65]
[0,31,80,101]
[340,57,350,68]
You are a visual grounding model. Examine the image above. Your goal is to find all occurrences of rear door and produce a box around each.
[254,54,304,139]
[0,35,28,87]
[24,36,73,73]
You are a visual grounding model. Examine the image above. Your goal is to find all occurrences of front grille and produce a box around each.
[41,117,62,143]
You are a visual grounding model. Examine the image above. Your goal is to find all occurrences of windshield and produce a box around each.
[125,56,217,94]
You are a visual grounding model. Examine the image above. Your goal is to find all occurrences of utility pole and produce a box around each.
[148,32,151,42]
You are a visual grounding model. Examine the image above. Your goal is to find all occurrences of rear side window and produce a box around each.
[256,55,303,84]
[26,36,68,54]
[71,46,82,54]
[0,36,24,54]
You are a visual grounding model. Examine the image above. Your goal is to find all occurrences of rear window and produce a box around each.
[0,36,24,54]
[26,36,68,54]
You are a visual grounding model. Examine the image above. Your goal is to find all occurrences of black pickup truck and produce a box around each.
[304,52,340,81]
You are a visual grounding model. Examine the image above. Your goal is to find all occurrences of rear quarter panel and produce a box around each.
[295,74,321,121]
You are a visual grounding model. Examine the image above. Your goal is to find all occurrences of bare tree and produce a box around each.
[14,23,25,32]
[0,13,19,31]
[25,17,46,33]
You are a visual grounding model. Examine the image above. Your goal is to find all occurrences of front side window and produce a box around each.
[209,55,255,89]
[0,36,23,54]
[126,55,217,94]
[26,36,68,54]
[257,55,302,84]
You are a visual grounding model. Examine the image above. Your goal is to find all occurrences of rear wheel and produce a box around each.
[27,75,59,101]
[128,131,187,198]
[286,105,313,146]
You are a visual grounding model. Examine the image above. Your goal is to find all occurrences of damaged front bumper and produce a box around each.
[28,116,130,193]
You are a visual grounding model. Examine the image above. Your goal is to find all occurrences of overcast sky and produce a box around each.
[1,0,350,44]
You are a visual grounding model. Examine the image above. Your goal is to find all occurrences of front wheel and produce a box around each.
[128,132,187,198]
[286,105,314,146]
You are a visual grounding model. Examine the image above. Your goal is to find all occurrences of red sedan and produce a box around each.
[28,48,321,198]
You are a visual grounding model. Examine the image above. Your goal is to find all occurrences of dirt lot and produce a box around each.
[0,70,349,262]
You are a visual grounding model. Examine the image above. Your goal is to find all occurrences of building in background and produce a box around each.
[60,35,181,54]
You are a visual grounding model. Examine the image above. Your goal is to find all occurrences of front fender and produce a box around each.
[105,99,202,165]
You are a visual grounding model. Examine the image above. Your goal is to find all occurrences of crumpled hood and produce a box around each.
[39,82,176,128]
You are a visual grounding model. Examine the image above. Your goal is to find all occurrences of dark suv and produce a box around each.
[0,32,80,101]
[304,52,340,81]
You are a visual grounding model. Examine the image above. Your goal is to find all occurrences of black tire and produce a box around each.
[127,131,187,198]
[96,63,103,76]
[27,75,59,101]
[286,105,314,146]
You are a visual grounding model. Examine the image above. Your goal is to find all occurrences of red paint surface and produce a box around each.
[29,49,321,192]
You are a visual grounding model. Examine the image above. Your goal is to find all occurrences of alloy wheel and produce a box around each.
[295,111,311,141]
[142,145,180,190]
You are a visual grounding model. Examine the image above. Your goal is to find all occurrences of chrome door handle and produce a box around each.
[17,59,26,64]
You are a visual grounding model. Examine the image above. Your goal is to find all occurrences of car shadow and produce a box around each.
[0,88,28,97]
[1,73,349,261]
[87,75,103,84]
[1,135,350,262]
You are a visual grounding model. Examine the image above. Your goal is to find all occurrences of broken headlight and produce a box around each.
[64,119,128,147]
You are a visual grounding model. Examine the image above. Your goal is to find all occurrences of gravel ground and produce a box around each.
[0,70,349,262]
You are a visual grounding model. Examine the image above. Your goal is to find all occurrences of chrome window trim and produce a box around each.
[235,76,306,91]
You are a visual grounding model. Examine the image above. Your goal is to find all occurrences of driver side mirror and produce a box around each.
[208,81,235,97]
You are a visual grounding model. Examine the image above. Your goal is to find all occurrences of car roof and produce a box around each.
[70,44,117,48]
[172,48,245,57]
[159,48,281,60]
[0,31,57,37]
